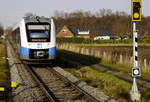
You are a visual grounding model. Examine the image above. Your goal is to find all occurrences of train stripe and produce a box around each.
[20,47,29,55]
[48,47,56,55]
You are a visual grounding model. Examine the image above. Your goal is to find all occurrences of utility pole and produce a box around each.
[130,0,142,101]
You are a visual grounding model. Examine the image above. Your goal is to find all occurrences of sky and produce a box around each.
[0,0,150,28]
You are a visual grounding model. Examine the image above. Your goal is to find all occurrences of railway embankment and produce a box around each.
[0,40,10,101]
[53,67,116,102]
[7,41,116,101]
[7,42,45,102]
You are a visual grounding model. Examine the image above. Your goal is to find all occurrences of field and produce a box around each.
[57,38,150,45]
[0,40,9,100]
[57,49,150,102]
[78,45,150,63]
[57,42,150,102]
[57,43,150,73]
[80,45,150,73]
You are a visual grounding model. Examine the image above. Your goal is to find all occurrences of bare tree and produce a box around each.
[54,9,150,38]
[5,27,12,35]
[0,24,4,36]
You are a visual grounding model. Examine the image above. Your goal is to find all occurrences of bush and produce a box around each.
[57,38,150,44]
[56,38,133,44]
[57,37,92,44]
[139,38,150,44]
[0,40,2,44]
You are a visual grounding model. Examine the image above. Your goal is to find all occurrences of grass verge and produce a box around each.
[58,49,150,102]
[100,60,150,80]
[0,40,10,100]
[74,43,150,47]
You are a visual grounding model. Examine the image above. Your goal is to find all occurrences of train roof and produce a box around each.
[23,16,51,23]
[13,16,51,30]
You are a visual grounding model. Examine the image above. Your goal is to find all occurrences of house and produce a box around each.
[0,35,5,39]
[56,26,74,38]
[91,30,113,40]
[94,36,110,40]
[56,25,113,39]
[76,28,90,38]
[57,25,91,38]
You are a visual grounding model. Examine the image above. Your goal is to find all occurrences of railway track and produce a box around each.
[25,65,56,102]
[8,41,115,102]
[26,65,99,102]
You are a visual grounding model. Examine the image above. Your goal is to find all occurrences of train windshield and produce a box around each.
[29,30,49,38]
[26,23,50,42]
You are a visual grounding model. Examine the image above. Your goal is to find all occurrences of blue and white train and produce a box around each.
[11,16,56,61]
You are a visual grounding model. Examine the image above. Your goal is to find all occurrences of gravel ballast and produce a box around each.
[7,42,46,102]
[53,67,117,102]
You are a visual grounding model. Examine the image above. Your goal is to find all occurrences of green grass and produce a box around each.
[58,49,150,78]
[0,40,9,86]
[57,38,150,45]
[74,43,150,47]
[0,40,10,100]
[62,61,150,102]
[100,60,150,79]
[74,43,132,47]
[58,49,150,102]
[57,38,132,44]
[65,66,131,102]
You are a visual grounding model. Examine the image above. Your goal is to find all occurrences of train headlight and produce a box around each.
[37,51,44,57]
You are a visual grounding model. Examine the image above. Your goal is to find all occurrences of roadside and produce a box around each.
[57,43,150,73]
[57,38,150,46]
[0,40,10,101]
[57,49,150,102]
[74,43,150,47]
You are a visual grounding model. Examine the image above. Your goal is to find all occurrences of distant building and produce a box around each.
[94,36,110,40]
[56,25,113,39]
[57,25,91,38]
[0,35,5,39]
[76,28,90,38]
[91,30,113,40]
[57,26,74,38]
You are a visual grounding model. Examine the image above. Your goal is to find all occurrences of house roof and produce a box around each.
[56,25,113,36]
[56,25,78,35]
[78,28,89,31]
[69,26,78,34]
[91,30,113,36]
[56,25,65,33]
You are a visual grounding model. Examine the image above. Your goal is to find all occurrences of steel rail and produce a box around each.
[8,40,99,102]
[48,67,99,102]
[8,40,57,102]
[25,65,58,102]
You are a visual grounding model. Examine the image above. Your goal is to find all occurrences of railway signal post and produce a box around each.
[130,0,142,101]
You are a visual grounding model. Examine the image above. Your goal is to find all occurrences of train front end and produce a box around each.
[20,17,56,61]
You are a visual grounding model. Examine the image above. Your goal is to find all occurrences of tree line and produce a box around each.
[54,9,150,38]
[2,9,150,38]
[0,24,4,37]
